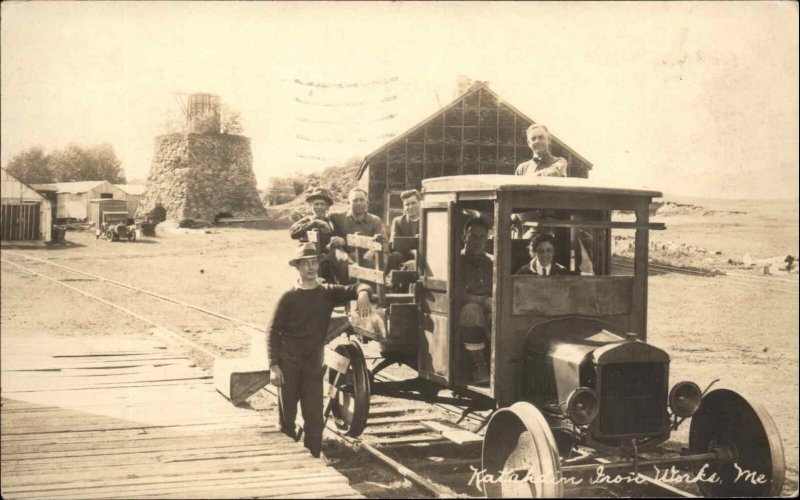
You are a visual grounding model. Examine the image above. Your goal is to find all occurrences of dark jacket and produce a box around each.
[514,259,571,276]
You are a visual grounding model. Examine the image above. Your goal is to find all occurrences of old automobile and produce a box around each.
[324,174,784,497]
[100,212,136,242]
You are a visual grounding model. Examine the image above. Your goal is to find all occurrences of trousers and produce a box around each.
[277,344,325,457]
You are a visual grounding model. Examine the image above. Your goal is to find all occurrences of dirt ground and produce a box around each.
[1,201,797,496]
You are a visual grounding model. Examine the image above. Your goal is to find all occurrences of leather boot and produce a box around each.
[469,350,489,385]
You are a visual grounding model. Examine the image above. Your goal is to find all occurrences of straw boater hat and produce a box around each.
[289,242,325,266]
[305,187,333,206]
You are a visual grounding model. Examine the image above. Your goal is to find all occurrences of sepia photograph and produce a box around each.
[1,1,797,498]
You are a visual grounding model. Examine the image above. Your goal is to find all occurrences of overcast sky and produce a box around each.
[2,1,797,199]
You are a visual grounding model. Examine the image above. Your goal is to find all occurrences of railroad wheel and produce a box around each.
[482,402,563,498]
[689,388,785,497]
[328,341,370,437]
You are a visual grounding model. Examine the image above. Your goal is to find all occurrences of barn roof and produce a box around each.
[422,174,662,198]
[1,168,48,202]
[357,81,593,180]
[30,180,110,194]
[115,184,147,195]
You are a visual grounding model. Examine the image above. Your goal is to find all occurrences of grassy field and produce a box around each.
[2,195,797,495]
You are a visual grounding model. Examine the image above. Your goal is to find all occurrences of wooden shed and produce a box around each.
[115,184,147,218]
[31,181,127,223]
[356,81,593,223]
[1,168,53,244]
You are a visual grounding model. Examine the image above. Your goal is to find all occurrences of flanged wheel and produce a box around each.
[328,341,370,437]
[689,388,785,497]
[482,402,563,498]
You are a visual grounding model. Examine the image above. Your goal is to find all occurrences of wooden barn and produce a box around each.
[31,180,127,223]
[115,184,147,217]
[1,168,53,244]
[356,81,593,223]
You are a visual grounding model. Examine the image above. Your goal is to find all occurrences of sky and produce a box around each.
[2,1,798,199]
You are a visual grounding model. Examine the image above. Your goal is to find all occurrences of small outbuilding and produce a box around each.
[115,184,147,218]
[31,181,127,223]
[1,168,53,244]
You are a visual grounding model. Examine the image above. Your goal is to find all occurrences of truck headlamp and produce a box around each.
[669,381,702,417]
[567,387,599,425]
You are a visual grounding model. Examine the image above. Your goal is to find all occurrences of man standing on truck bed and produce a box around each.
[267,242,372,458]
[515,124,568,177]
[328,187,387,284]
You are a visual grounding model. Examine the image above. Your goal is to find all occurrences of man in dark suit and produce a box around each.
[515,232,571,276]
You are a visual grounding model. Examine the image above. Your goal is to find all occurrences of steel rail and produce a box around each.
[613,258,798,294]
[2,250,263,329]
[1,254,693,499]
[0,255,455,499]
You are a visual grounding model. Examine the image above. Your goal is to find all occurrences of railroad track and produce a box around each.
[2,250,698,498]
[612,256,798,294]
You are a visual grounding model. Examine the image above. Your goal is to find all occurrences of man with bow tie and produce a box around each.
[514,124,568,177]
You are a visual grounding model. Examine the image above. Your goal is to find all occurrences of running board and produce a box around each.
[420,420,483,444]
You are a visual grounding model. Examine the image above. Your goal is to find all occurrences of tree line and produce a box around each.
[4,143,125,185]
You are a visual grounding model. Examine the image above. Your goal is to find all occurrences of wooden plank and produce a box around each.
[348,264,386,284]
[7,471,349,499]
[346,233,383,251]
[1,453,319,487]
[323,348,350,375]
[212,357,270,405]
[419,420,483,444]
[521,219,665,230]
[511,275,634,316]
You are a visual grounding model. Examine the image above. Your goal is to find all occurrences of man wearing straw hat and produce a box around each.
[266,242,372,458]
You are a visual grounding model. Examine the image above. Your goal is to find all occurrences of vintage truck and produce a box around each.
[324,174,784,497]
[99,212,136,242]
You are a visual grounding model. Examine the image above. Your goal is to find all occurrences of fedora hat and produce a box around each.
[288,242,325,266]
[305,187,333,205]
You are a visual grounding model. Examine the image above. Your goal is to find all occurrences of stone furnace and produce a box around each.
[137,94,266,222]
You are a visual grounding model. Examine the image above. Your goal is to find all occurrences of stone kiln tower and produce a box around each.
[137,94,266,222]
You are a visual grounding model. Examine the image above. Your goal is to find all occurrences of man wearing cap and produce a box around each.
[290,187,336,282]
[267,242,372,458]
[515,233,571,276]
[328,187,387,283]
[515,124,568,177]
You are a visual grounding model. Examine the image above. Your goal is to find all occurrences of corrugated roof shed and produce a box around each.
[30,180,109,194]
[1,168,48,202]
[116,184,147,195]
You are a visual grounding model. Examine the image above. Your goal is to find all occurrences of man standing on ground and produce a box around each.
[267,242,372,458]
[328,187,387,283]
[515,124,568,177]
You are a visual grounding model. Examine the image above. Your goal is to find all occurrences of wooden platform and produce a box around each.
[1,334,362,499]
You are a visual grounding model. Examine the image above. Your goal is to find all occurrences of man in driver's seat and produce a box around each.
[460,217,493,386]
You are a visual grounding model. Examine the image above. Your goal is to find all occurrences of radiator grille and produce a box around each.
[598,362,666,436]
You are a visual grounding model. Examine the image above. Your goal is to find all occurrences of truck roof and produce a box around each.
[421,175,662,199]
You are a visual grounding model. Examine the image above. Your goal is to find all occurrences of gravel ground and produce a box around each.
[2,219,797,496]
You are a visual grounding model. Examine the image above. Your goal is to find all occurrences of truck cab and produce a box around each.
[415,175,662,404]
